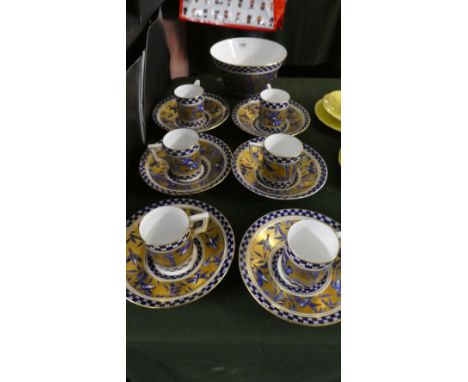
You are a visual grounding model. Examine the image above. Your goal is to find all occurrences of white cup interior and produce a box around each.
[210,37,287,66]
[163,128,198,151]
[139,206,189,246]
[287,219,340,264]
[264,134,303,158]
[174,84,204,99]
[260,88,290,104]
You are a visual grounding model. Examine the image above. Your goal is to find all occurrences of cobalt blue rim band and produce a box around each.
[164,144,200,157]
[127,198,236,308]
[213,58,283,74]
[239,208,341,326]
[284,245,332,272]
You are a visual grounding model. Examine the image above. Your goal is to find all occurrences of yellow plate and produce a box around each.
[322,90,341,121]
[314,99,341,132]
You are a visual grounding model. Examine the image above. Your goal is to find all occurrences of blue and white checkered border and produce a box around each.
[271,248,329,296]
[260,99,289,109]
[168,164,204,183]
[139,134,232,196]
[145,231,191,253]
[284,245,332,272]
[152,93,230,133]
[213,58,283,75]
[126,198,236,309]
[256,169,299,190]
[239,209,341,326]
[178,117,206,129]
[147,239,204,281]
[232,137,328,200]
[175,95,203,105]
[231,98,311,137]
[164,143,200,157]
[263,150,302,165]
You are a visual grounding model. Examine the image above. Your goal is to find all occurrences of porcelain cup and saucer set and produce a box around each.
[126,198,235,308]
[239,209,341,326]
[315,90,341,132]
[231,132,327,200]
[232,83,311,137]
[152,79,230,132]
[129,38,341,326]
[140,126,232,195]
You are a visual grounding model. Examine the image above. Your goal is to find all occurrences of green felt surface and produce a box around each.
[127,75,341,382]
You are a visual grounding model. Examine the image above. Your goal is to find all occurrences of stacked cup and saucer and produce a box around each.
[314,90,341,132]
[141,81,232,195]
[152,80,229,132]
[239,209,341,326]
[126,199,235,308]
[232,85,327,200]
[232,84,311,137]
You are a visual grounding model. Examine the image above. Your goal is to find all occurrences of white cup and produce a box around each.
[281,219,341,288]
[249,133,304,186]
[259,84,290,131]
[139,206,209,268]
[148,129,202,180]
[287,219,341,266]
[174,80,205,127]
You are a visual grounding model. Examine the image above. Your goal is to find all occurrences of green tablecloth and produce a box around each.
[127,75,341,382]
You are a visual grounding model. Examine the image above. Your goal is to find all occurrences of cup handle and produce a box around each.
[147,143,165,163]
[194,79,200,87]
[189,212,210,236]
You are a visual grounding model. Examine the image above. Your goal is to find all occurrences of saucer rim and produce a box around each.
[239,208,341,326]
[139,133,232,196]
[231,97,311,137]
[152,93,230,132]
[126,198,236,309]
[314,99,341,132]
[322,91,341,121]
[231,137,328,201]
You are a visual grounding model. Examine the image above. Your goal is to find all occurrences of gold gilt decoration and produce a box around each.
[239,210,341,326]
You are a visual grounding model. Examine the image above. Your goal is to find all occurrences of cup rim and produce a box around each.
[264,134,303,158]
[174,84,204,99]
[139,206,190,247]
[287,219,339,264]
[162,129,199,151]
[260,88,290,104]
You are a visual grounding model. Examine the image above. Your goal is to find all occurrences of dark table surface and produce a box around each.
[127,75,341,382]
